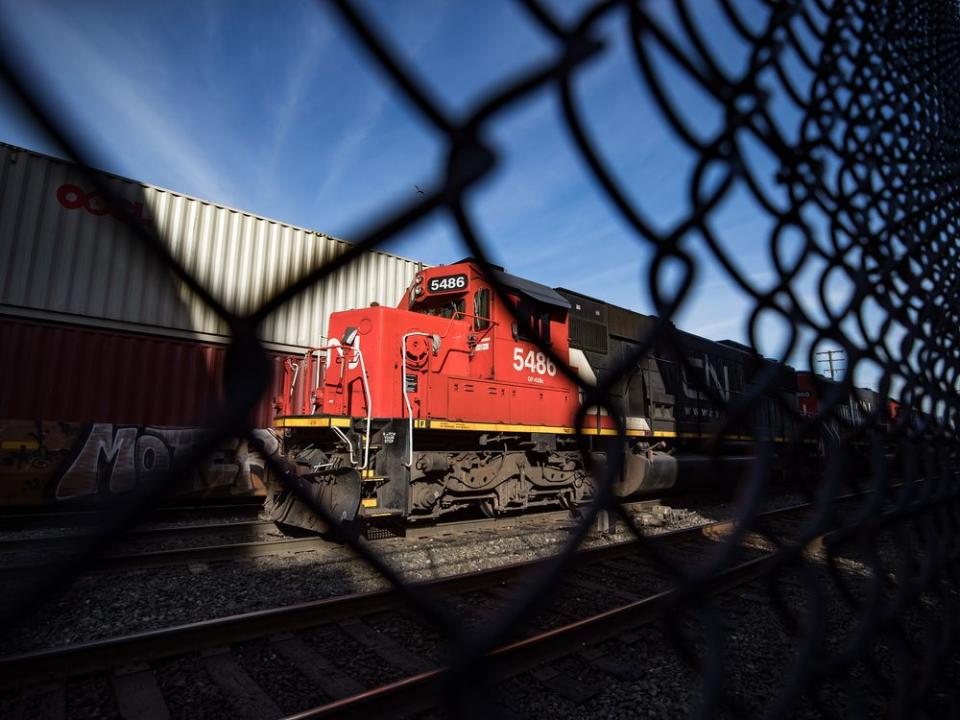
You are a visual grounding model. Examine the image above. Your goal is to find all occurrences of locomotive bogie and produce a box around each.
[265,418,685,529]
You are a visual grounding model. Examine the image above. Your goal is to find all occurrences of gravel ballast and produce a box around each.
[5,488,955,718]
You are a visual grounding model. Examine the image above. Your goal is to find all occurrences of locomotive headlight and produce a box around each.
[415,273,424,284]
[415,286,424,296]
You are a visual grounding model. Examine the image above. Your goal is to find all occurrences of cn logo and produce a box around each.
[326,335,361,370]
[56,184,153,226]
[682,355,730,401]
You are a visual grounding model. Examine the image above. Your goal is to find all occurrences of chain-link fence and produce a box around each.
[2,0,960,717]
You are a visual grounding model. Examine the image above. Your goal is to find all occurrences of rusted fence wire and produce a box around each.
[3,0,960,717]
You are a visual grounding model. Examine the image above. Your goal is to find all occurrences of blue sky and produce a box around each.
[0,0,881,380]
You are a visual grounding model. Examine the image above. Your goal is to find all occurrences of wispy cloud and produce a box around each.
[260,22,331,192]
[3,2,231,201]
[312,86,393,206]
[312,3,447,211]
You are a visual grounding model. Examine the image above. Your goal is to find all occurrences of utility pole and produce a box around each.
[816,349,846,381]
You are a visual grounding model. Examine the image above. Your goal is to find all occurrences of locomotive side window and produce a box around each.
[474,288,490,330]
[511,295,551,344]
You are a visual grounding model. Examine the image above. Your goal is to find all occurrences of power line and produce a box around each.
[815,349,847,381]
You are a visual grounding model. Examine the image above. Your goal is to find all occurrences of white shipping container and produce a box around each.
[0,142,423,351]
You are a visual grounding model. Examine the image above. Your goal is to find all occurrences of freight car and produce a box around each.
[0,141,421,507]
[267,259,799,532]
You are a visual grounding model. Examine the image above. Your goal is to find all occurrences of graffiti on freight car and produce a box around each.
[0,421,276,505]
[56,184,153,226]
[56,424,278,500]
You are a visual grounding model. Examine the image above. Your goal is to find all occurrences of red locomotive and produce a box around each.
[269,259,677,531]
[268,258,905,533]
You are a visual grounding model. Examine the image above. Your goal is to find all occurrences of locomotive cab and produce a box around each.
[399,260,577,422]
[310,260,577,424]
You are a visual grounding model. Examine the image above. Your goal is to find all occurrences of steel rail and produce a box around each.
[0,501,264,530]
[0,535,337,577]
[287,487,936,719]
[0,520,278,553]
[0,499,666,574]
[284,549,790,720]
[402,498,668,538]
[0,498,822,688]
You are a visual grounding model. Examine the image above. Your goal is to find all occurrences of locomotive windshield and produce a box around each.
[414,296,466,319]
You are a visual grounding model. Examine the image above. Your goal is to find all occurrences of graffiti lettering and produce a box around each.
[0,421,276,503]
[56,184,153,226]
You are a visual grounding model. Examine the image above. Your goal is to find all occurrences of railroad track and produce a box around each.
[0,500,669,577]
[0,500,265,531]
[0,533,330,578]
[0,497,854,719]
[0,520,278,553]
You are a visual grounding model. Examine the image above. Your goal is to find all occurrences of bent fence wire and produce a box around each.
[2,0,960,717]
